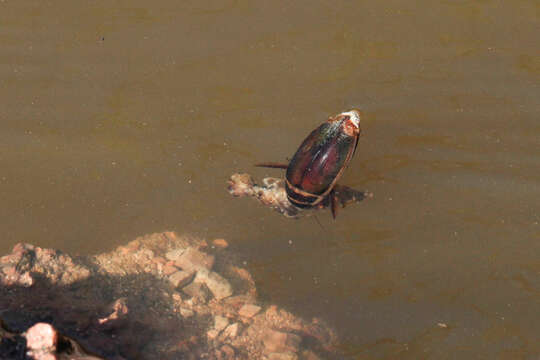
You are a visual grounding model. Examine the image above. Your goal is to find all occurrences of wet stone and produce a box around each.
[194,269,232,300]
[214,315,229,332]
[25,323,58,351]
[2,265,16,277]
[117,246,130,255]
[174,247,215,272]
[207,329,220,340]
[165,248,186,262]
[162,263,179,276]
[126,240,140,250]
[238,303,261,318]
[152,256,166,264]
[222,323,240,339]
[212,238,229,248]
[179,307,194,318]
[169,270,195,289]
[182,281,211,303]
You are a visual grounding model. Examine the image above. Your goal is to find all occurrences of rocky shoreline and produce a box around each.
[0,232,338,359]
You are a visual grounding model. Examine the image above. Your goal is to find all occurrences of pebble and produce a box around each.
[207,329,220,340]
[152,256,166,264]
[118,246,130,255]
[2,265,17,277]
[169,270,195,289]
[222,323,240,339]
[126,240,140,251]
[214,315,229,332]
[179,307,194,318]
[172,292,183,302]
[162,263,179,276]
[174,248,215,272]
[182,281,211,303]
[238,303,261,318]
[165,248,186,262]
[194,269,232,300]
[212,238,229,248]
[25,323,57,351]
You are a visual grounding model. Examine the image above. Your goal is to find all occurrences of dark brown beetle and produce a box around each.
[256,109,362,219]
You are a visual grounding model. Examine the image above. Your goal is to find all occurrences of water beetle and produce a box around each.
[256,109,362,219]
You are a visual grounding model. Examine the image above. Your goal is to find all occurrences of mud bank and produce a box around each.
[0,232,338,360]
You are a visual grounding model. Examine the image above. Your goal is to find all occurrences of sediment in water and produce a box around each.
[0,232,338,360]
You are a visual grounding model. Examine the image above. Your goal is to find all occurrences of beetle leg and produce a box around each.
[330,189,339,220]
[254,162,289,169]
[333,184,345,208]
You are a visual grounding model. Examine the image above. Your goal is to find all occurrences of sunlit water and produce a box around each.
[1,1,539,358]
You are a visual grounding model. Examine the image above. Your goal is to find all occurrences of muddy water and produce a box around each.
[1,0,539,358]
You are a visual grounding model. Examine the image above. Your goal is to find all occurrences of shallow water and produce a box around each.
[1,0,539,358]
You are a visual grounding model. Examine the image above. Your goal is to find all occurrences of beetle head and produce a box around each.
[337,109,362,137]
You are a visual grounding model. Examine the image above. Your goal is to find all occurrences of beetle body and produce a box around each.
[256,109,362,218]
[285,110,361,209]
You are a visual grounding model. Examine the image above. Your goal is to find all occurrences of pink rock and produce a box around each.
[25,323,57,351]
[19,271,34,287]
[193,269,232,300]
[169,270,195,289]
[182,282,211,303]
[214,315,229,331]
[162,263,179,276]
[222,323,240,339]
[174,248,215,272]
[165,249,186,262]
[172,292,183,302]
[2,265,17,277]
[13,243,33,253]
[198,240,208,249]
[153,256,166,264]
[207,329,220,340]
[238,304,261,318]
[212,239,229,248]
[117,246,130,255]
[179,307,194,318]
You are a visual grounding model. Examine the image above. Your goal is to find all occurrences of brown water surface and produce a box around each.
[1,1,539,358]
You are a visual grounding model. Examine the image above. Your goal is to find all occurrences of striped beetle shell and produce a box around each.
[285,109,361,209]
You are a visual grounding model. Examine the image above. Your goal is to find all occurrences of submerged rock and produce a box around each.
[168,269,195,289]
[193,268,233,300]
[0,232,339,359]
[238,303,262,318]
